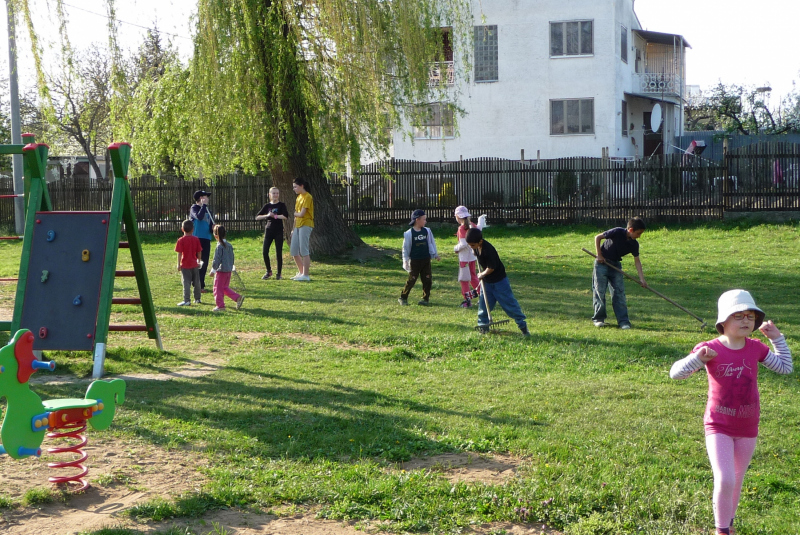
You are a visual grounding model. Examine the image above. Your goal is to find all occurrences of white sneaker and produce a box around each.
[593,320,605,327]
[294,275,310,281]
[178,301,191,306]
[620,324,631,330]
[212,307,224,312]
[290,273,302,280]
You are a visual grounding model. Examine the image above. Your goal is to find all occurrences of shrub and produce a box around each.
[554,170,578,202]
[358,195,374,210]
[482,190,504,205]
[522,187,551,206]
[393,198,410,210]
[438,182,457,206]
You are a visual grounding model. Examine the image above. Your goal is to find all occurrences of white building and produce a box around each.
[392,0,690,161]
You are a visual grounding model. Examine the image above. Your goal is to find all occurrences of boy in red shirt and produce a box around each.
[175,219,203,306]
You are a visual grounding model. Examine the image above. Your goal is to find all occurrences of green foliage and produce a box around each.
[393,198,410,210]
[554,170,578,202]
[438,182,457,206]
[114,0,473,177]
[358,195,375,210]
[482,190,504,205]
[522,186,551,205]
[22,487,62,507]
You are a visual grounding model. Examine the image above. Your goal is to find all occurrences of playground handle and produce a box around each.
[32,360,56,372]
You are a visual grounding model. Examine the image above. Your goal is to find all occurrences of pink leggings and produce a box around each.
[705,433,757,530]
[213,271,241,308]
[459,261,480,296]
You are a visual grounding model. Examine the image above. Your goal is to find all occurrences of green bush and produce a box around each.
[393,198,410,210]
[358,195,375,210]
[554,170,578,202]
[482,190,504,205]
[438,182,456,206]
[522,186,551,206]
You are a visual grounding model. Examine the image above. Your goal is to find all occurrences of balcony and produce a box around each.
[428,61,455,87]
[633,72,684,98]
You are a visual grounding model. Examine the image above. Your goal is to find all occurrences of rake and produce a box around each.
[581,248,707,329]
[475,279,510,332]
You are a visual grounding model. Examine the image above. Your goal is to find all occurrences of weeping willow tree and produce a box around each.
[126,0,473,254]
[14,0,473,254]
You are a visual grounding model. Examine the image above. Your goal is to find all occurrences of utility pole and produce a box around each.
[6,0,25,234]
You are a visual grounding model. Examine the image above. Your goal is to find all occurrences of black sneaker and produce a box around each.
[262,271,272,280]
[476,325,490,334]
[520,326,531,337]
[275,274,282,280]
[418,299,429,306]
[398,298,409,306]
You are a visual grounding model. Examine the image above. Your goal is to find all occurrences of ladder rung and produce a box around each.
[0,236,23,240]
[112,298,141,305]
[0,278,18,282]
[119,242,129,248]
[109,325,150,332]
[115,270,136,277]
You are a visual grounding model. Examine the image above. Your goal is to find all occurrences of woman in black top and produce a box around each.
[255,187,290,279]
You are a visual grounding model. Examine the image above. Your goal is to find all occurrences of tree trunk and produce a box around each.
[262,5,363,256]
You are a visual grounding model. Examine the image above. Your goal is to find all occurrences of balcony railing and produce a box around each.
[428,61,455,87]
[633,72,684,97]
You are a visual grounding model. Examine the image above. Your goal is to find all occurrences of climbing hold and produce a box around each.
[46,230,56,242]
[73,295,82,306]
[41,270,49,283]
[38,327,48,339]
[82,250,90,262]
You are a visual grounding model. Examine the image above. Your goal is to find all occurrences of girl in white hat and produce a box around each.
[452,206,486,307]
[670,290,792,534]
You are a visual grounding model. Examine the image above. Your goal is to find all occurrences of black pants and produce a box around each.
[401,258,432,301]
[199,238,211,289]
[263,230,284,275]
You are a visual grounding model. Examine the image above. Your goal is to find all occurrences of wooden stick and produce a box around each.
[581,248,706,328]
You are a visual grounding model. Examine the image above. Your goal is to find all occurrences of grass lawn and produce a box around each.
[0,220,798,534]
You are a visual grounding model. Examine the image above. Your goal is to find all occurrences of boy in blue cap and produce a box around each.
[399,209,440,306]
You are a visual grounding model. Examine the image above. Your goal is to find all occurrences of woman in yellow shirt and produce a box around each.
[290,178,314,281]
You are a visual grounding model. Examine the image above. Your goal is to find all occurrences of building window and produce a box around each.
[428,28,454,87]
[621,25,628,63]
[413,103,455,139]
[550,20,593,57]
[621,100,628,136]
[474,25,498,82]
[550,99,594,135]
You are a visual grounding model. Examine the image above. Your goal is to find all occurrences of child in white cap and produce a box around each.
[452,206,487,307]
[670,290,792,535]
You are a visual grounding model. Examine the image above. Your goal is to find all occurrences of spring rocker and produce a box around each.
[0,135,161,378]
[0,329,126,492]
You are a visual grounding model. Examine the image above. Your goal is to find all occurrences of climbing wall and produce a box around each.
[19,212,111,350]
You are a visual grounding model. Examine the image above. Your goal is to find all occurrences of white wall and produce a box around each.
[393,0,648,161]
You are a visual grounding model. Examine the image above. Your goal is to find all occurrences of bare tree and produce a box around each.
[49,45,113,180]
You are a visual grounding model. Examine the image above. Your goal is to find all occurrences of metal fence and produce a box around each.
[1,147,799,232]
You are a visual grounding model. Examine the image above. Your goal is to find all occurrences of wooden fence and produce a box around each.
[1,145,799,232]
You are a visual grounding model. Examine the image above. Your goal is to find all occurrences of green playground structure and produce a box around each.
[0,135,161,378]
[0,329,126,492]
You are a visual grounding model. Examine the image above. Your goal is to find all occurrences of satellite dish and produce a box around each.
[650,103,662,132]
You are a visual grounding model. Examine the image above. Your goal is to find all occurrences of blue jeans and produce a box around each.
[477,277,527,330]
[592,260,629,325]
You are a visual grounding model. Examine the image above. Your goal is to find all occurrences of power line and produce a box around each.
[61,1,192,41]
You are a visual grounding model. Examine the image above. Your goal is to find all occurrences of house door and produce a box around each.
[642,111,663,158]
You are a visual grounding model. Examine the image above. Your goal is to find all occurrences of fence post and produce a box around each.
[722,137,729,215]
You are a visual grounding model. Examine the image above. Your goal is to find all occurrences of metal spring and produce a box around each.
[46,420,90,493]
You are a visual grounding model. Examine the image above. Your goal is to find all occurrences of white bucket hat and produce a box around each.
[454,206,471,219]
[715,289,765,334]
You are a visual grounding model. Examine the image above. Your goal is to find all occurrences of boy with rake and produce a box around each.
[592,217,647,329]
[465,228,529,337]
